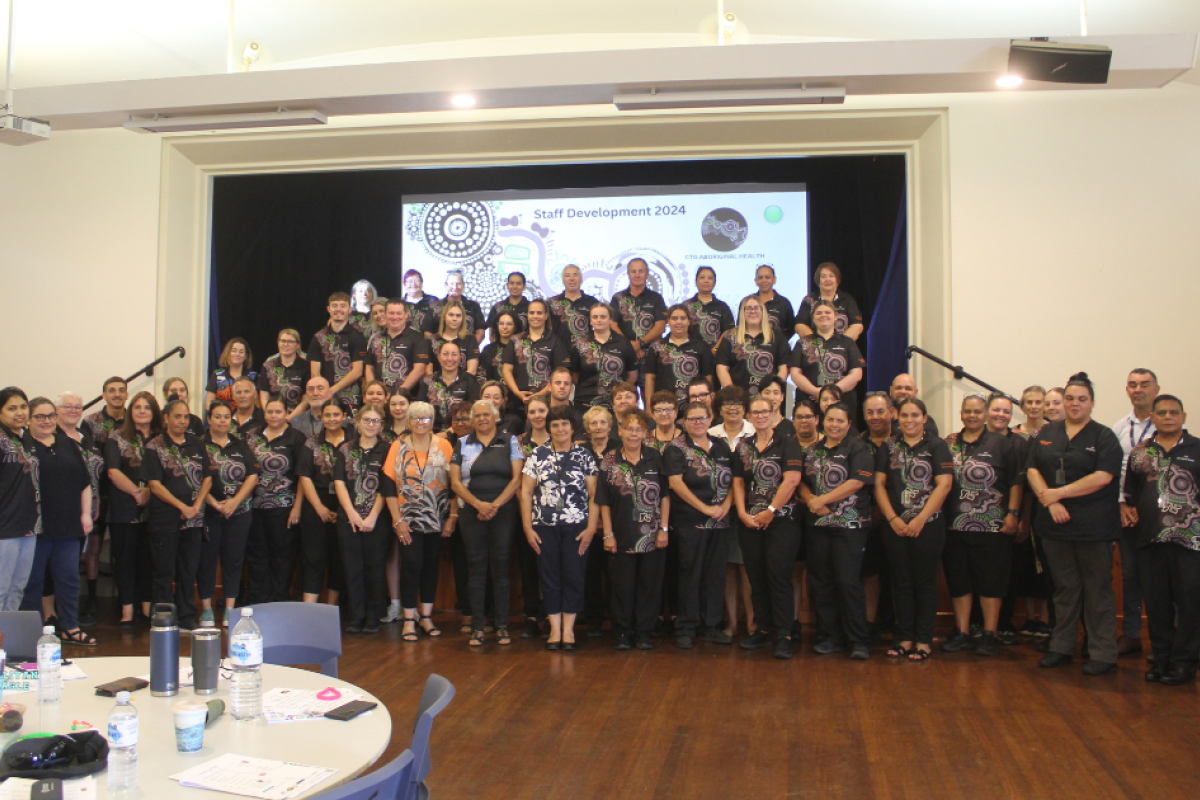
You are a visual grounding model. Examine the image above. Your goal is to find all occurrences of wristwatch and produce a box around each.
[767,505,777,514]
[1007,509,1021,519]
[659,526,668,532]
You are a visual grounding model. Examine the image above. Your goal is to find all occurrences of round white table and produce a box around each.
[2,656,392,799]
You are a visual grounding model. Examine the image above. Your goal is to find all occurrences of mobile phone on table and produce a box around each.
[324,700,378,721]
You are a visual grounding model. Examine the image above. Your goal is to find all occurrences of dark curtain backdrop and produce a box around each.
[211,155,907,386]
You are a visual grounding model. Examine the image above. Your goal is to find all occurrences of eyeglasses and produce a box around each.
[59,405,82,412]
[412,416,433,424]
[278,339,300,345]
[653,407,676,415]
[32,413,58,422]
[360,418,382,425]
[795,414,818,422]
[749,409,772,417]
[686,416,710,423]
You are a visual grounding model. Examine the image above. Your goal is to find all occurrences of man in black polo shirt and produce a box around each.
[487,272,531,335]
[890,373,939,438]
[79,375,128,626]
[307,291,367,417]
[548,264,599,345]
[365,299,430,395]
[612,258,667,392]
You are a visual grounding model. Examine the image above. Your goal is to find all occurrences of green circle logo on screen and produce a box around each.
[764,206,783,223]
[701,208,748,252]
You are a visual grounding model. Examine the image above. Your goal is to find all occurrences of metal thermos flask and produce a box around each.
[150,603,180,696]
[191,625,222,695]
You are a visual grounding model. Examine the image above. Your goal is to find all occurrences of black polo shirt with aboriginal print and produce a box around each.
[944,429,1022,533]
[334,438,391,517]
[803,435,875,529]
[596,444,666,554]
[487,297,531,335]
[365,327,430,393]
[548,292,599,344]
[424,297,486,338]
[644,337,714,405]
[297,432,353,503]
[875,432,955,523]
[664,433,733,530]
[144,433,210,530]
[1124,431,1200,551]
[204,434,261,518]
[789,333,864,396]
[502,332,571,398]
[573,333,637,409]
[684,294,734,351]
[416,371,481,431]
[256,354,311,411]
[612,287,667,355]
[307,324,368,413]
[245,427,306,510]
[104,431,149,525]
[715,331,789,394]
[733,431,805,520]
[796,292,864,337]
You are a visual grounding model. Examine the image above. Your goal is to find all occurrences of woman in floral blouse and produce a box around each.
[520,405,599,650]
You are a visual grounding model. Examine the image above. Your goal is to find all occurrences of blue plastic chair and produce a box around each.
[227,602,342,677]
[0,610,44,661]
[405,674,456,800]
[312,749,415,800]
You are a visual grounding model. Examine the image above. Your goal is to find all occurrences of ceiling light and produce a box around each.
[123,110,327,133]
[451,94,476,108]
[996,75,1024,88]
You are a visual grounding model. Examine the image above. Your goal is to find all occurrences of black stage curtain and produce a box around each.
[211,155,907,385]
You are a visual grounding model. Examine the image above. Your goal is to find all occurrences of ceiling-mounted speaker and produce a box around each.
[1008,40,1112,84]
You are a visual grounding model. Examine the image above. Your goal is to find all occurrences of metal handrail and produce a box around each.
[904,345,1010,398]
[81,347,187,411]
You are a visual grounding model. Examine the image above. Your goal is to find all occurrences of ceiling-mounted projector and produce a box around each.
[0,114,50,145]
[1008,39,1112,84]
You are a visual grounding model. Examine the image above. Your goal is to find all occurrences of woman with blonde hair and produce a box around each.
[431,299,481,376]
[715,295,789,392]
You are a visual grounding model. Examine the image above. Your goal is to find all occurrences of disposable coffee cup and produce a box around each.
[173,699,209,752]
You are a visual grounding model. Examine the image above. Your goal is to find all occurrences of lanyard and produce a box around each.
[1129,417,1153,450]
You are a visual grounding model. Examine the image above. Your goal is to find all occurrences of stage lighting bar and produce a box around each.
[614,87,845,111]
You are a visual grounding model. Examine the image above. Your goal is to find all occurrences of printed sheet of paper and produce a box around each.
[170,753,337,800]
[0,775,97,800]
[0,662,87,694]
[261,687,365,723]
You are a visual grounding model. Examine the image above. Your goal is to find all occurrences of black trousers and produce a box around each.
[199,511,253,601]
[459,500,515,630]
[739,517,802,635]
[299,505,344,596]
[337,515,389,624]
[1138,542,1200,673]
[675,524,730,637]
[662,536,680,619]
[608,548,667,636]
[399,530,443,608]
[245,507,296,605]
[514,519,543,620]
[149,522,202,627]
[584,532,611,625]
[109,521,150,607]
[807,524,870,646]
[883,516,946,645]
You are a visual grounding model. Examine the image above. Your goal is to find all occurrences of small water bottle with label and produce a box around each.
[228,609,263,721]
[36,626,61,705]
[107,691,139,792]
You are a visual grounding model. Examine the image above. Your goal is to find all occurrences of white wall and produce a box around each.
[3,83,1199,425]
[0,129,162,403]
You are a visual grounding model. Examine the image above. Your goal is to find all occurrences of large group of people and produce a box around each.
[2,260,1195,686]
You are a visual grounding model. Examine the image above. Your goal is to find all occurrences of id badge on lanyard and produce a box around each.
[1055,458,1067,486]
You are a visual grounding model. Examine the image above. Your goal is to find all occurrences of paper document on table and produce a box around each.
[170,753,337,800]
[0,775,97,799]
[262,687,365,723]
[0,663,86,694]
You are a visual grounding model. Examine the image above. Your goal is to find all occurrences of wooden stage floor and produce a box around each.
[81,610,1199,800]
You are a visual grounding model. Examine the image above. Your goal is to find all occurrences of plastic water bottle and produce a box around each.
[228,609,263,721]
[107,691,139,792]
[36,627,61,705]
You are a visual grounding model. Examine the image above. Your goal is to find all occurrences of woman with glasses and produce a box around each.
[648,391,683,452]
[734,395,805,659]
[644,305,714,407]
[451,400,525,647]
[334,405,391,634]
[684,266,734,353]
[711,386,757,638]
[200,400,260,627]
[790,299,865,418]
[520,405,599,649]
[257,329,310,418]
[801,402,875,660]
[104,392,161,628]
[296,400,352,609]
[383,401,455,641]
[573,302,637,411]
[795,262,865,340]
[22,397,94,645]
[666,401,734,648]
[1028,373,1123,676]
[205,338,256,411]
[715,296,789,392]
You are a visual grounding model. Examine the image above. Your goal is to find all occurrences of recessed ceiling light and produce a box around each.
[451,94,476,108]
[996,75,1024,88]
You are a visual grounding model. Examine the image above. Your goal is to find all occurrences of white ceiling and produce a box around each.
[5,0,1200,89]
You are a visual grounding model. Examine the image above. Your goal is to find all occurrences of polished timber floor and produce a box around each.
[78,605,1198,800]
